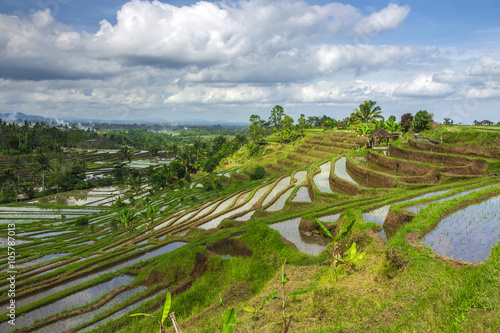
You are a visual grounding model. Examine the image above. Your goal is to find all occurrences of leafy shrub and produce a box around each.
[250,166,266,180]
[75,216,89,226]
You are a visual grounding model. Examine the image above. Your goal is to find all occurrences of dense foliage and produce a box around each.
[0,120,98,154]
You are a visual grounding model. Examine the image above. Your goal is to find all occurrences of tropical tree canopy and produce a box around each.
[352,100,383,123]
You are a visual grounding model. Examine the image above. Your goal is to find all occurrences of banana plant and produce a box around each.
[336,242,366,274]
[315,217,355,279]
[117,208,136,236]
[130,292,182,333]
[141,203,159,228]
[244,290,278,318]
[221,308,236,333]
[281,260,308,333]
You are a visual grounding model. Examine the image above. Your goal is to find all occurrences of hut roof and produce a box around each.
[15,194,29,200]
[480,120,494,125]
[370,128,392,138]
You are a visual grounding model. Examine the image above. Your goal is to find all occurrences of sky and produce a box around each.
[0,0,499,124]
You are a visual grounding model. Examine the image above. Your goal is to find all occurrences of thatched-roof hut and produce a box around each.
[15,194,29,202]
[370,128,392,147]
[336,121,346,129]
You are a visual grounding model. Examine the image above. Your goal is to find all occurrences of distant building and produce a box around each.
[15,194,29,202]
[478,120,494,125]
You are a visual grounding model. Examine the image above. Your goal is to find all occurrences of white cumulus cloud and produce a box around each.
[394,74,454,97]
[352,3,410,38]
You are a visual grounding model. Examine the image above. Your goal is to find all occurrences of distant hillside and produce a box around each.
[0,112,55,123]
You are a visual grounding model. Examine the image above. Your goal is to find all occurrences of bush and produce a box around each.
[214,178,223,191]
[412,110,433,132]
[75,216,89,226]
[250,166,266,180]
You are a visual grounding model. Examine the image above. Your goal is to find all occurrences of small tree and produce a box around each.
[250,166,266,180]
[248,114,266,144]
[412,110,433,132]
[269,105,285,132]
[400,113,413,133]
[75,216,89,227]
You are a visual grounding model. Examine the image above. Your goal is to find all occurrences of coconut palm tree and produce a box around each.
[352,100,383,123]
[119,146,133,163]
[34,153,52,191]
[9,156,24,185]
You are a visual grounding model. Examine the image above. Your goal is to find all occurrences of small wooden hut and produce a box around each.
[336,121,346,129]
[15,194,29,202]
[370,128,392,148]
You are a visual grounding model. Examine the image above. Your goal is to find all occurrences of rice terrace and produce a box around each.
[0,104,499,333]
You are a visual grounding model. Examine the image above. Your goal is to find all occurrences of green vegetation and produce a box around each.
[0,106,499,333]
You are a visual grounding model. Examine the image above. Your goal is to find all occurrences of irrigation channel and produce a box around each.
[1,146,499,332]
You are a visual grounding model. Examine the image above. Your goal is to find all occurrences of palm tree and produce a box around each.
[34,153,52,191]
[9,156,24,185]
[352,100,383,123]
[128,173,143,194]
[119,146,133,163]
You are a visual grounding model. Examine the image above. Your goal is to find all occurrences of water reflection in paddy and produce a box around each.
[78,290,167,332]
[292,187,312,203]
[0,275,135,332]
[422,195,500,263]
[30,185,129,206]
[313,162,334,193]
[14,242,185,310]
[32,286,147,333]
[17,252,72,269]
[269,218,328,255]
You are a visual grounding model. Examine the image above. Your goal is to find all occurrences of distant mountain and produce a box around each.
[0,112,55,123]
[0,112,247,127]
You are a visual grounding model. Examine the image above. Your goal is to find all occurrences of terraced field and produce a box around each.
[1,130,499,332]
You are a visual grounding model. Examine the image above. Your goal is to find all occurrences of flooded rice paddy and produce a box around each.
[0,275,135,332]
[33,286,147,333]
[314,162,334,193]
[422,195,500,263]
[269,218,328,255]
[334,157,360,186]
[292,187,312,203]
[29,185,129,206]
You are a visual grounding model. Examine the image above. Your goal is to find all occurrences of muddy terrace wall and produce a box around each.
[399,169,441,184]
[389,146,489,176]
[383,210,414,239]
[346,159,397,188]
[329,175,359,195]
[389,145,471,166]
[409,140,500,159]
[265,163,285,173]
[277,159,300,169]
[329,131,360,139]
[287,154,313,164]
[300,144,344,155]
[366,151,432,176]
[444,160,489,176]
[294,148,330,159]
